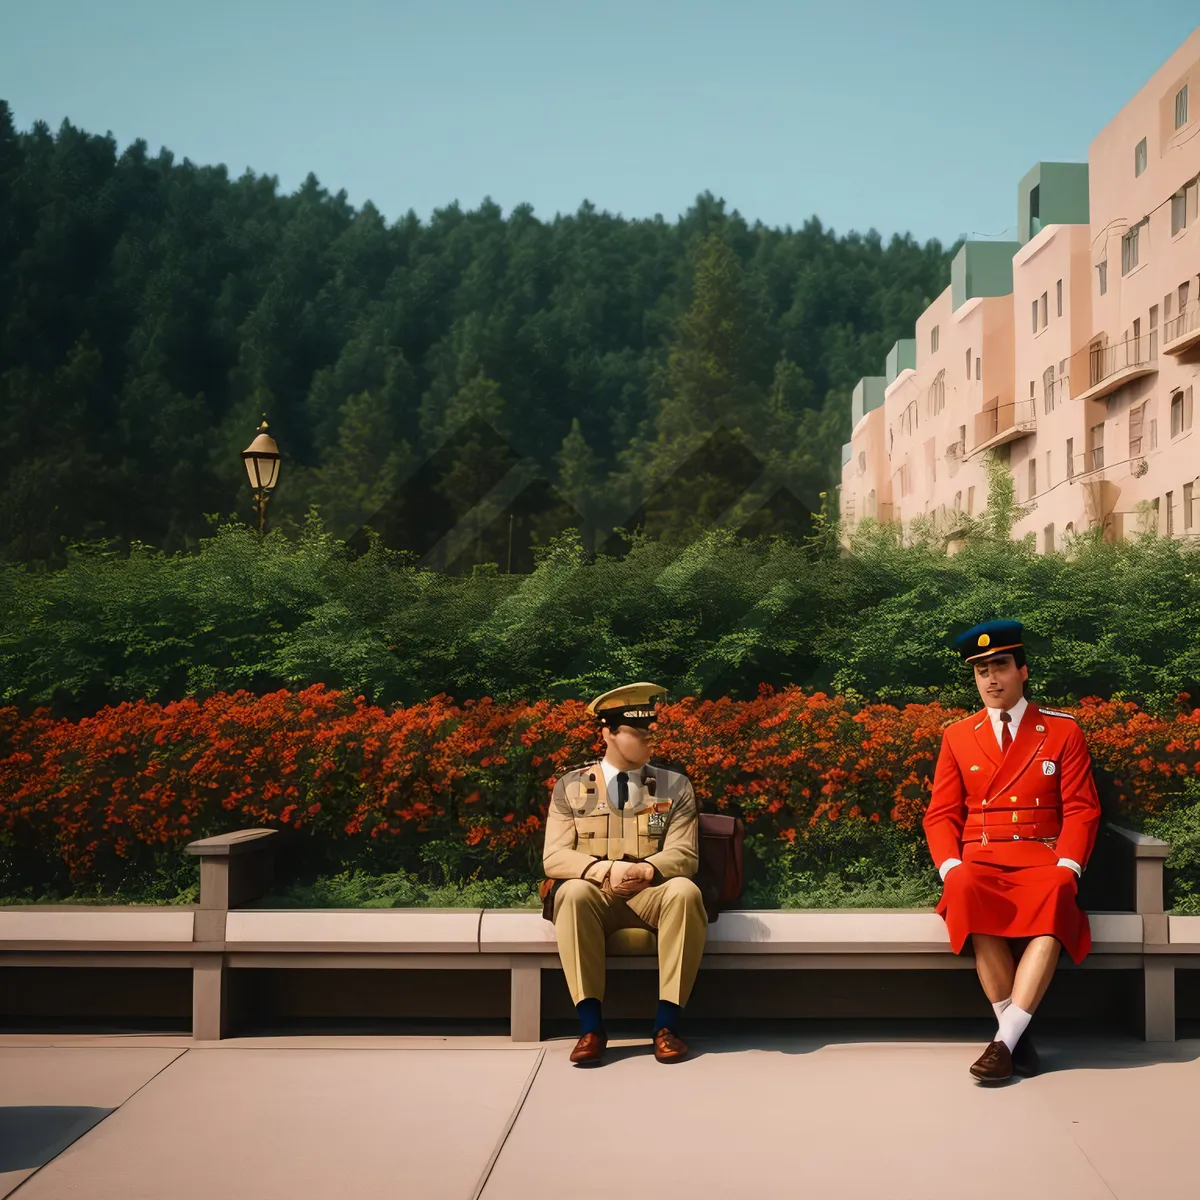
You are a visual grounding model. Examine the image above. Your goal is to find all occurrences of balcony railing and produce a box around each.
[1072,332,1158,402]
[965,397,1036,458]
[1163,304,1200,356]
[1066,449,1106,478]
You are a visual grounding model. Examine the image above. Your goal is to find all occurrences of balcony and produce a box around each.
[1071,332,1158,403]
[1066,448,1108,480]
[964,397,1036,460]
[1163,305,1200,356]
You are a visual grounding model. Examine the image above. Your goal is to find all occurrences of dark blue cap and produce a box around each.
[953,620,1024,664]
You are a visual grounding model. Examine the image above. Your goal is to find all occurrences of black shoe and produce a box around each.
[1011,1033,1040,1078]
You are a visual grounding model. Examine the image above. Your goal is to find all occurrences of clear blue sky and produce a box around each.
[3,1,1197,245]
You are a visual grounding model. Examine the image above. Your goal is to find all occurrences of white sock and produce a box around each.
[997,1003,1033,1053]
[992,998,1012,1022]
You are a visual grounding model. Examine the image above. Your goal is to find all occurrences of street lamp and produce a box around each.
[241,415,281,537]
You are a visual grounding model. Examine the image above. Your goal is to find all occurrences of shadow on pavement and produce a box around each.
[0,1105,113,1172]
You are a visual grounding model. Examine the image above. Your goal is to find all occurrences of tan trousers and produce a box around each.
[551,876,708,1006]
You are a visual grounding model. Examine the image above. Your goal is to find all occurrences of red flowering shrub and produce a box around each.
[1,684,1196,891]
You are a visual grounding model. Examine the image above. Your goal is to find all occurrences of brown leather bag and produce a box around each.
[694,812,744,923]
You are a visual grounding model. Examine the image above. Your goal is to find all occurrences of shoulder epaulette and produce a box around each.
[1039,709,1077,721]
[559,759,600,776]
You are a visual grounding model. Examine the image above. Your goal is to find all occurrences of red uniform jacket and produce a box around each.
[923,703,1102,870]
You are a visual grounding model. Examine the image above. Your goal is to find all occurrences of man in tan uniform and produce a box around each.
[542,682,707,1065]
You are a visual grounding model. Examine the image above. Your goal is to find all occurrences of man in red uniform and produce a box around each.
[923,620,1102,1082]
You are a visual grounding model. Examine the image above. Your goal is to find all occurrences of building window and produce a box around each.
[1172,387,1194,437]
[1167,491,1175,536]
[1135,138,1148,176]
[1065,521,1074,536]
[1181,280,1191,311]
[965,347,971,378]
[1044,524,1055,554]
[1056,279,1063,317]
[1185,481,1195,531]
[858,451,866,474]
[1098,260,1108,295]
[1165,292,1174,321]
[1121,226,1140,274]
[1173,191,1188,236]
[1040,292,1048,328]
[1031,299,1038,332]
[1043,364,1056,414]
[1028,458,1037,498]
[954,490,962,511]
[975,356,981,380]
[1089,422,1105,471]
[931,325,940,353]
[927,369,945,417]
[1066,436,1074,478]
[967,485,975,515]
[1130,399,1149,457]
[1177,84,1190,131]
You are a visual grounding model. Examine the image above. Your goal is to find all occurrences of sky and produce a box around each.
[2,1,1197,246]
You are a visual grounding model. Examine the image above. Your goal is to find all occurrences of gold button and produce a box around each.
[1010,795,1018,802]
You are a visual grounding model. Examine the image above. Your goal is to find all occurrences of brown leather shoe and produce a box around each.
[569,1031,607,1065]
[653,1028,689,1063]
[1011,1034,1040,1078]
[969,1040,1013,1082]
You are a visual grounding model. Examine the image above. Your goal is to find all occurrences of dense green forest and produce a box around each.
[0,102,958,569]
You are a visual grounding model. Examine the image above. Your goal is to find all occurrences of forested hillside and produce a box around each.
[0,103,958,568]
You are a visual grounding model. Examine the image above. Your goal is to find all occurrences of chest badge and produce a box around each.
[1036,724,1045,732]
[1042,761,1056,775]
[970,765,980,772]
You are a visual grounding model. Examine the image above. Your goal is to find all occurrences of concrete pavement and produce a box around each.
[2,1030,1197,1199]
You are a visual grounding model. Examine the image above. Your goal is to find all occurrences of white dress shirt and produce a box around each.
[987,694,1028,748]
[939,696,1081,880]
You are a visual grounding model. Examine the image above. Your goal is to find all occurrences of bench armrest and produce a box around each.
[1105,822,1169,915]
[186,829,279,911]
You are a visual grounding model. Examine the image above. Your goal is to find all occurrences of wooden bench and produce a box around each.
[0,824,1178,1041]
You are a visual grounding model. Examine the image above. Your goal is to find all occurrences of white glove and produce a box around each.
[1057,858,1082,877]
[938,858,963,881]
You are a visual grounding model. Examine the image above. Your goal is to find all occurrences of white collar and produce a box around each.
[600,758,640,785]
[986,694,1028,730]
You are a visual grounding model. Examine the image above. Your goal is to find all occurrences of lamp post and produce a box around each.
[241,416,281,537]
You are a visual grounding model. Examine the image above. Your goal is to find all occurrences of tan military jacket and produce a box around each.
[542,759,699,882]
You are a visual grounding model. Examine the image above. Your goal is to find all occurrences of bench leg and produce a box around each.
[510,962,541,1042]
[1144,960,1175,1042]
[193,956,227,1041]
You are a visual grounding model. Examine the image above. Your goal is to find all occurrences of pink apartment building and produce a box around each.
[841,26,1200,551]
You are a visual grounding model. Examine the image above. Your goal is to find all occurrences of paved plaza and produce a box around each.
[1,1029,1198,1199]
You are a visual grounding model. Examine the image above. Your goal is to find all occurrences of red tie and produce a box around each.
[1000,711,1012,754]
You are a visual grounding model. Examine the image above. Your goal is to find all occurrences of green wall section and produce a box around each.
[951,240,1022,310]
[851,376,888,426]
[886,339,916,384]
[1017,162,1090,245]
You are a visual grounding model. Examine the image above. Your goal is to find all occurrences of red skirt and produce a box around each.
[935,840,1090,964]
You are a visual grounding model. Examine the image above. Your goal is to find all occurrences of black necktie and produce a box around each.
[616,771,629,810]
[1000,711,1012,754]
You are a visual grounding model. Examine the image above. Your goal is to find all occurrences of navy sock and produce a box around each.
[576,997,603,1036]
[655,1000,681,1034]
